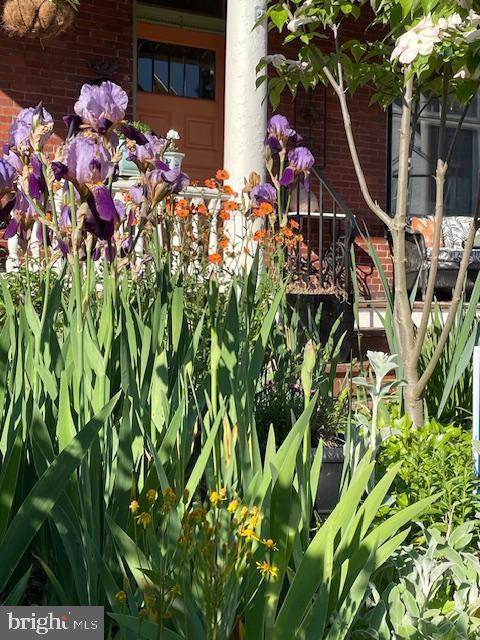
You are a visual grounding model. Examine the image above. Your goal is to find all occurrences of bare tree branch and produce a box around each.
[322,28,392,228]
[414,178,480,397]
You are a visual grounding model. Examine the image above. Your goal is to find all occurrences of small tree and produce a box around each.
[260,0,480,425]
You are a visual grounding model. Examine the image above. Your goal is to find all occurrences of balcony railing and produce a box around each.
[286,166,356,296]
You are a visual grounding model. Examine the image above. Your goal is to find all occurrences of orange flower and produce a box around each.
[208,253,222,264]
[219,210,231,221]
[223,201,238,211]
[289,219,300,229]
[223,185,234,196]
[173,244,182,251]
[196,203,208,215]
[204,179,216,189]
[177,198,189,207]
[259,202,273,215]
[281,226,294,237]
[253,229,266,242]
[45,211,52,222]
[219,237,229,249]
[52,181,62,193]
[176,208,190,218]
[216,169,230,181]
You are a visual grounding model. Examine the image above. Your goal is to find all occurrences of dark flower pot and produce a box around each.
[286,293,354,362]
[315,446,344,514]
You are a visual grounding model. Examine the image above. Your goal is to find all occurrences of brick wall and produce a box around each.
[0,0,134,152]
[269,13,393,299]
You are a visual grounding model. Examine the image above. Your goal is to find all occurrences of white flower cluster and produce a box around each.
[262,54,310,73]
[391,11,480,66]
[166,129,180,141]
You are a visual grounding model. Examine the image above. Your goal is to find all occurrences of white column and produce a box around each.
[223,0,268,269]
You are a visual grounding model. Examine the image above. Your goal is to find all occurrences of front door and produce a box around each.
[136,22,225,181]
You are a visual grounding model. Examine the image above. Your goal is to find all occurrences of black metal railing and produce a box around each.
[286,166,355,295]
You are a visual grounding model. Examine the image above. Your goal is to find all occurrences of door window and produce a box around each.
[138,39,216,100]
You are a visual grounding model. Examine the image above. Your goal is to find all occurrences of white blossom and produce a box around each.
[166,129,180,141]
[287,16,316,32]
[391,15,440,65]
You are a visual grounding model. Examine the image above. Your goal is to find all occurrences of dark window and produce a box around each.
[390,94,480,216]
[137,39,216,100]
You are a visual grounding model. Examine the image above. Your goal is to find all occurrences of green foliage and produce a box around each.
[353,521,480,639]
[377,418,479,533]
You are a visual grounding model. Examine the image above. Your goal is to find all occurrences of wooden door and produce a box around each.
[136,22,225,181]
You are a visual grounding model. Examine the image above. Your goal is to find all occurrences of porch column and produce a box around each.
[223,0,268,269]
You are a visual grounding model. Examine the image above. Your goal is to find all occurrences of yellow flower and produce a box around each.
[239,527,255,539]
[263,538,278,551]
[256,561,279,579]
[227,499,239,513]
[115,590,127,604]
[210,488,226,507]
[239,506,249,519]
[129,500,140,514]
[146,489,158,504]
[136,512,152,529]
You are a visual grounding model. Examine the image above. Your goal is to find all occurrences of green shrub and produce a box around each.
[353,521,480,639]
[377,417,479,533]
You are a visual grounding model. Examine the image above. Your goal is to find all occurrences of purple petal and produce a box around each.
[63,114,83,137]
[0,198,15,223]
[267,136,282,153]
[28,173,42,199]
[57,238,69,257]
[59,205,71,227]
[4,218,18,239]
[119,123,148,145]
[105,242,116,262]
[90,185,118,222]
[51,162,68,181]
[279,167,295,187]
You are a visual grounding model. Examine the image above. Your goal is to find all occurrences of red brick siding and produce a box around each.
[269,13,392,298]
[0,0,134,152]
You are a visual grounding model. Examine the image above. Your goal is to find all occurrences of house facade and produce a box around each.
[1,1,476,298]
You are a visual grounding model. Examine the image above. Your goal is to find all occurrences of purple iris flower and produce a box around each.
[129,183,145,205]
[128,132,167,168]
[63,114,83,138]
[74,81,128,132]
[280,147,315,190]
[118,123,148,145]
[0,157,15,196]
[3,149,22,173]
[120,235,133,257]
[9,104,54,151]
[28,154,46,199]
[146,161,190,206]
[85,192,125,240]
[63,134,113,186]
[250,183,277,207]
[266,115,302,153]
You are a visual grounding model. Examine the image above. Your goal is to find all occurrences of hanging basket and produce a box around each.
[2,0,75,39]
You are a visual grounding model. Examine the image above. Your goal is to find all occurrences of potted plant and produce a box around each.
[2,0,78,39]
[164,129,185,170]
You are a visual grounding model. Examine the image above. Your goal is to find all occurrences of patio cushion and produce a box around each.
[426,247,480,264]
[441,216,472,250]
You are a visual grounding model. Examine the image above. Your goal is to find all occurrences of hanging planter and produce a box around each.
[2,0,78,40]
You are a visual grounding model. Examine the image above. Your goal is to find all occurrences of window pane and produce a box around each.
[184,48,200,98]
[170,53,184,96]
[390,94,480,217]
[153,55,169,94]
[137,39,216,100]
[200,50,215,99]
[138,42,153,92]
